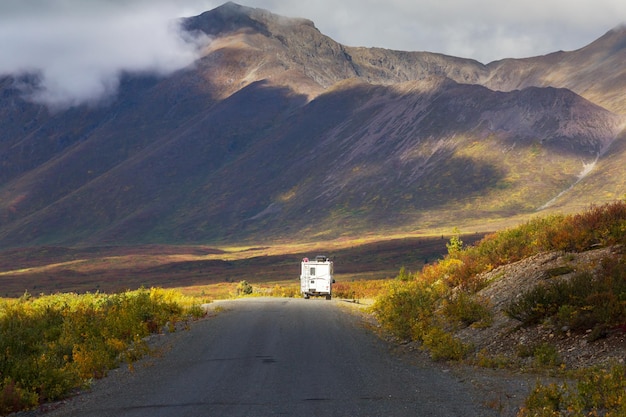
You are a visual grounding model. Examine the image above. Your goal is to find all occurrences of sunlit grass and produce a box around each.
[0,231,459,298]
[203,232,444,261]
[0,260,87,276]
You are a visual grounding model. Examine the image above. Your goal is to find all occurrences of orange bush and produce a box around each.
[332,279,388,299]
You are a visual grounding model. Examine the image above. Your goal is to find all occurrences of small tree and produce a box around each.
[446,227,464,254]
[236,280,253,296]
[397,266,411,281]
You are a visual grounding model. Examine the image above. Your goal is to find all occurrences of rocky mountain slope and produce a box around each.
[0,2,625,248]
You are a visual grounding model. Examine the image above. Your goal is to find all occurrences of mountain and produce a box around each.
[0,2,625,248]
[483,25,626,114]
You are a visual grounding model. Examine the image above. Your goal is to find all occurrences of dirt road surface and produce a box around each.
[33,298,514,417]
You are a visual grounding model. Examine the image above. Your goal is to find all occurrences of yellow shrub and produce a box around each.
[0,287,204,414]
[421,326,471,361]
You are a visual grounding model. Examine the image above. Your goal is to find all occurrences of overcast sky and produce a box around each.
[1,0,624,107]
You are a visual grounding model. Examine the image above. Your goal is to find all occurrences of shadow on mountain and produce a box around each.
[1,11,624,248]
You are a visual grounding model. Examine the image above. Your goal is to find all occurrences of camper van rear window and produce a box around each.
[310,267,316,276]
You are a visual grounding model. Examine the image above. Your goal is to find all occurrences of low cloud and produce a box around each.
[0,1,212,108]
[2,0,624,109]
[268,0,625,62]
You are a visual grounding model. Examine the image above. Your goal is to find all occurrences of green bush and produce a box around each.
[442,292,492,328]
[532,343,562,367]
[505,256,626,331]
[421,326,471,361]
[0,378,39,416]
[519,364,626,416]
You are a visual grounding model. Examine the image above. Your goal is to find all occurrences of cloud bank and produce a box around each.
[1,0,624,107]
[270,0,625,62]
[0,1,211,108]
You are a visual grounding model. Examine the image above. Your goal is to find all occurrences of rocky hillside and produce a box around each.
[457,247,626,369]
[0,2,625,248]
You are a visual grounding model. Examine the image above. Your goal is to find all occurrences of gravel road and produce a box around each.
[33,298,511,417]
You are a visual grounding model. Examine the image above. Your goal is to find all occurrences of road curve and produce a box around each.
[39,298,498,417]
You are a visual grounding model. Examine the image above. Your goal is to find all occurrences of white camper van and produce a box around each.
[300,255,334,300]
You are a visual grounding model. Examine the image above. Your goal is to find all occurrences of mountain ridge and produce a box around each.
[0,3,625,248]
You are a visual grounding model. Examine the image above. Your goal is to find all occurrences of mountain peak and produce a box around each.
[608,23,626,35]
[213,1,250,18]
[600,24,626,49]
[183,2,316,38]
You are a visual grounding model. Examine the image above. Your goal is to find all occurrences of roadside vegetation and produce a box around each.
[518,365,626,417]
[217,278,387,301]
[0,288,205,415]
[372,201,626,415]
[3,201,626,415]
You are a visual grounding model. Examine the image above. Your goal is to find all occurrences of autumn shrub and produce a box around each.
[266,284,300,298]
[372,273,479,362]
[518,382,567,417]
[372,279,444,341]
[426,202,626,295]
[538,202,626,252]
[330,282,353,299]
[417,220,547,293]
[0,288,204,415]
[332,279,388,300]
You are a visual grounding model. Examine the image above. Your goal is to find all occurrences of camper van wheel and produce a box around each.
[325,295,331,300]
[304,294,309,299]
